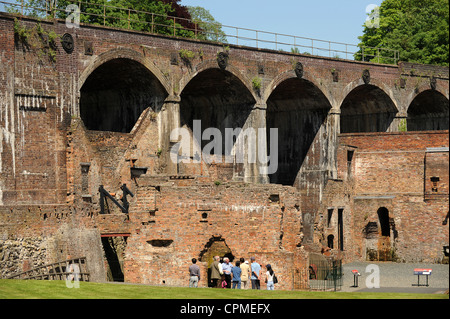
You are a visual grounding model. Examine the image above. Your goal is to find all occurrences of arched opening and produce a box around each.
[180,69,255,176]
[80,58,167,132]
[407,90,449,131]
[199,236,235,287]
[340,84,397,133]
[377,207,390,237]
[266,78,331,185]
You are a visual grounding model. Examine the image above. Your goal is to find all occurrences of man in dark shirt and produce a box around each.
[189,258,201,288]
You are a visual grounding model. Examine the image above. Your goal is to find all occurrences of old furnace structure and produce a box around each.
[0,12,448,289]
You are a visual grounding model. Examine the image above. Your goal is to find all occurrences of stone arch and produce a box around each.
[178,62,257,180]
[78,48,170,93]
[339,80,399,133]
[79,49,169,133]
[407,89,449,131]
[263,69,333,106]
[179,59,258,103]
[265,75,332,186]
[199,236,235,287]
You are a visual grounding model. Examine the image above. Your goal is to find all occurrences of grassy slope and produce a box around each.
[0,280,448,299]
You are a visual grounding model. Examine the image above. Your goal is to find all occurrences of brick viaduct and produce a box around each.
[0,13,448,288]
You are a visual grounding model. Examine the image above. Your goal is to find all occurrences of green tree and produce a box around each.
[356,0,449,66]
[7,0,197,37]
[187,6,226,42]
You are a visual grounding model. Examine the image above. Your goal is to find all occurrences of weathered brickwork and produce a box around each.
[0,13,448,288]
[320,132,449,263]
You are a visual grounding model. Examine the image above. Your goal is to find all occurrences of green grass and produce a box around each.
[0,280,448,299]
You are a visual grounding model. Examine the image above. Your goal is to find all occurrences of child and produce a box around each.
[221,275,227,288]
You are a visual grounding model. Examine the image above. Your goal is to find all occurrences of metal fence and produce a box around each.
[308,258,343,291]
[294,256,343,291]
[1,0,399,64]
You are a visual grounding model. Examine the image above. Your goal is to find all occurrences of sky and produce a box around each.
[180,0,382,47]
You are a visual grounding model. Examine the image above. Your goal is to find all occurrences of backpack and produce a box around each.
[273,273,278,284]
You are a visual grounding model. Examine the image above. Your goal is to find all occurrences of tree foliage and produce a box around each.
[7,0,225,41]
[357,0,449,66]
[187,6,227,42]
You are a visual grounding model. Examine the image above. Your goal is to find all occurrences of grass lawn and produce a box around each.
[0,279,448,299]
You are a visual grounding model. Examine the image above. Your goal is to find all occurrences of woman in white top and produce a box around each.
[265,264,275,290]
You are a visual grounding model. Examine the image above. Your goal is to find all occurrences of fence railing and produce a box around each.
[294,256,343,291]
[1,0,399,64]
[6,256,90,281]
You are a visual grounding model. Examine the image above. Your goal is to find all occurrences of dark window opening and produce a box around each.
[327,234,334,249]
[327,208,333,227]
[338,208,344,250]
[147,239,173,247]
[347,150,354,178]
[377,207,390,237]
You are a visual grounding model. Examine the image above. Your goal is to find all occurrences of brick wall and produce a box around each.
[321,131,449,263]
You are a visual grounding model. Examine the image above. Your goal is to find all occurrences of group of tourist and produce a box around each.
[188,256,277,290]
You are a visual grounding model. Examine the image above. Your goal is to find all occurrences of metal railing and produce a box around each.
[1,0,399,64]
[6,256,90,281]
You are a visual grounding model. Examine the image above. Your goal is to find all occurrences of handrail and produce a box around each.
[6,256,89,281]
[0,0,399,64]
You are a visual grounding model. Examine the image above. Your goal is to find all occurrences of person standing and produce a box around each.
[265,264,275,290]
[221,257,233,289]
[250,257,261,290]
[239,258,250,289]
[231,261,242,289]
[188,258,201,288]
[209,256,223,288]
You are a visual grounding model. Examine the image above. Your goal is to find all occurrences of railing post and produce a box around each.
[151,13,154,33]
[256,30,258,48]
[128,9,130,29]
[173,16,176,36]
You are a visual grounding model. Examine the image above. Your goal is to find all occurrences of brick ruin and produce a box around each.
[0,13,448,289]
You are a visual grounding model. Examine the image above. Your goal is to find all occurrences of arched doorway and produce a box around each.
[80,58,168,132]
[340,84,397,133]
[407,90,449,131]
[199,236,235,287]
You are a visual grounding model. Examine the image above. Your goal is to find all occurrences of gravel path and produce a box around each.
[340,261,449,293]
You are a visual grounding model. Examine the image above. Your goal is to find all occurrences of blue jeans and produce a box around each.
[266,280,274,290]
[232,280,241,289]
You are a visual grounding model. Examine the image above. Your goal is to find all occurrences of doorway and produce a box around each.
[101,234,129,282]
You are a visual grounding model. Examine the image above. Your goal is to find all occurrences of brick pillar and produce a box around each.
[241,102,270,184]
[327,109,340,179]
[388,112,408,133]
[160,95,180,175]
